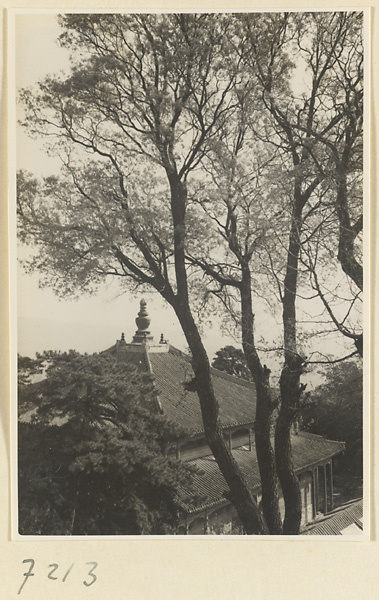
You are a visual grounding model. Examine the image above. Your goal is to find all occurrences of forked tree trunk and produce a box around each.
[275,185,306,534]
[168,171,267,534]
[240,267,282,534]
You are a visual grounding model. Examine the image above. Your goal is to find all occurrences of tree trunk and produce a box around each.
[275,185,305,534]
[240,267,282,534]
[354,333,363,357]
[168,170,267,534]
[336,169,363,291]
[175,303,268,534]
[276,356,304,534]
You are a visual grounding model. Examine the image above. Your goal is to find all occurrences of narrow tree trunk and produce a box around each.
[240,267,282,534]
[70,472,85,535]
[70,504,78,535]
[254,372,282,534]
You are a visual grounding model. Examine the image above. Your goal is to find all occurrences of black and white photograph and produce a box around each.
[10,9,368,538]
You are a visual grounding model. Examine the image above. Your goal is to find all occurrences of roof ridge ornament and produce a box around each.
[131,299,154,344]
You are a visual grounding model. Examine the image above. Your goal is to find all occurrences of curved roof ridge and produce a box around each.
[100,344,117,355]
[209,365,254,389]
[167,344,192,362]
[297,431,343,443]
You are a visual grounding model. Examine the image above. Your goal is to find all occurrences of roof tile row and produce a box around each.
[303,499,363,535]
[179,432,345,513]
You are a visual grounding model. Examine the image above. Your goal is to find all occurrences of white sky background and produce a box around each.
[15,13,249,360]
[14,12,359,376]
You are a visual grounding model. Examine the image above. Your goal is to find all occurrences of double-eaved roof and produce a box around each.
[106,301,345,518]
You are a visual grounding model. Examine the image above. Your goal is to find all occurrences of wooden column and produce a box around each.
[314,467,319,514]
[312,469,317,519]
[304,483,308,525]
[176,444,181,460]
[323,464,328,514]
[329,461,334,510]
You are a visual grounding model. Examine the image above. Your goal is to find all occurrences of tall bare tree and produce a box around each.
[187,11,363,533]
[17,12,363,535]
[18,13,268,534]
[237,11,363,533]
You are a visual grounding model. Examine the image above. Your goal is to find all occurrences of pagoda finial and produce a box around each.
[132,299,154,344]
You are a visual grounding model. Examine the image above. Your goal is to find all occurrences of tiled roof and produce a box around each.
[178,447,262,513]
[149,346,256,434]
[290,431,345,473]
[178,432,345,513]
[303,499,363,535]
[108,342,257,434]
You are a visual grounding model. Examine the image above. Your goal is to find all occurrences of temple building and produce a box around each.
[106,299,345,534]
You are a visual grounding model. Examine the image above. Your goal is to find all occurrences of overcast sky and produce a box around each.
[13,12,359,375]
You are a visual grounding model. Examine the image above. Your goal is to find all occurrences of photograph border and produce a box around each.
[1,1,377,598]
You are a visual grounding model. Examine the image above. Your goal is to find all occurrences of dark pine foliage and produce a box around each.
[212,346,252,381]
[300,360,363,475]
[18,351,194,535]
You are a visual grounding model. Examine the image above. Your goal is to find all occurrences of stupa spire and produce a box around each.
[131,299,154,344]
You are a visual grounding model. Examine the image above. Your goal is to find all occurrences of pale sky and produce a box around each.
[14,13,246,361]
[13,12,358,376]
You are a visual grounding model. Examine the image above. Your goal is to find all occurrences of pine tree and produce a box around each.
[18,351,194,535]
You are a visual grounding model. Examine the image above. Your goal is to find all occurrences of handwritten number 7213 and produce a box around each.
[17,560,98,594]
